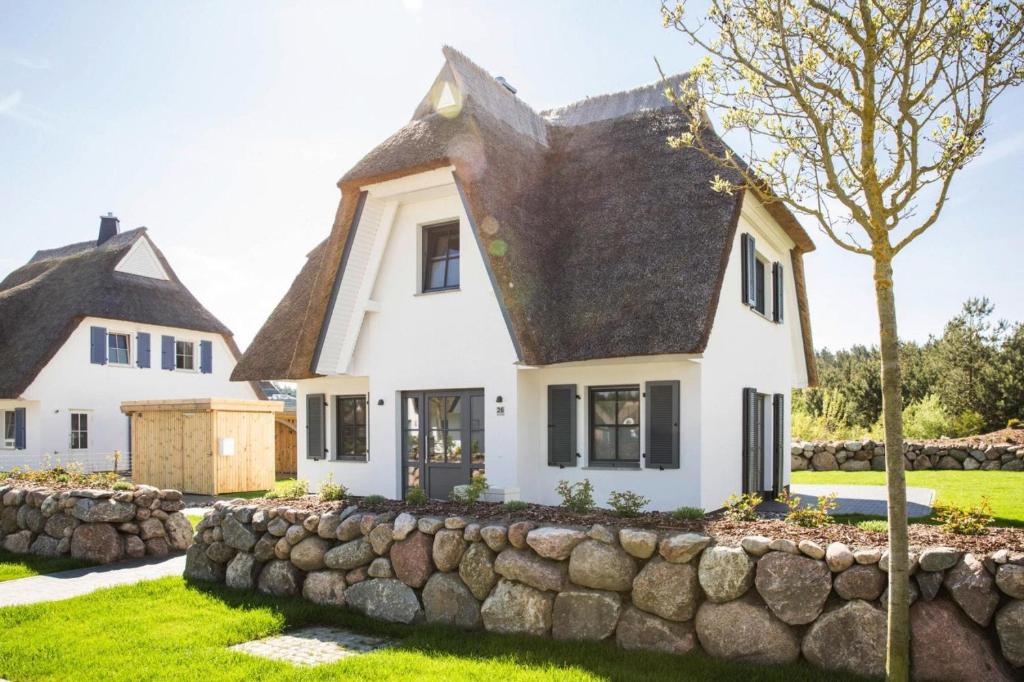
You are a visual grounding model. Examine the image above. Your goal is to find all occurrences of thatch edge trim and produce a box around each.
[790,247,818,387]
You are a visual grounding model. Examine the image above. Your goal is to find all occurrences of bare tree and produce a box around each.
[660,0,1024,677]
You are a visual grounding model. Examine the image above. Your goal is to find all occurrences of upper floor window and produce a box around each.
[70,412,88,450]
[107,332,131,366]
[590,386,641,467]
[2,410,14,448]
[752,257,767,315]
[423,222,460,292]
[175,341,195,371]
[740,233,784,323]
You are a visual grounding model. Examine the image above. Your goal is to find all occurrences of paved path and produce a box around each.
[0,554,185,608]
[759,483,935,517]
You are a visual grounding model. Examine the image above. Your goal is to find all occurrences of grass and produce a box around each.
[0,550,90,583]
[792,470,1024,527]
[0,577,871,682]
[221,479,300,500]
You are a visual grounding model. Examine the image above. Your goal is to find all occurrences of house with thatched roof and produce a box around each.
[0,214,259,472]
[232,47,817,511]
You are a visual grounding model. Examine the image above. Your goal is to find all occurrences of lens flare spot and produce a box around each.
[480,215,500,236]
[489,240,508,257]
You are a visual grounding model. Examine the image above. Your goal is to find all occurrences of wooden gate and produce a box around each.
[275,413,297,476]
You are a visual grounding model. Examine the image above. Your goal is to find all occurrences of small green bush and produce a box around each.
[607,490,650,517]
[722,492,763,521]
[364,494,386,504]
[855,520,888,533]
[902,394,954,440]
[449,474,489,504]
[112,481,134,491]
[502,500,529,512]
[671,506,705,521]
[935,499,993,535]
[405,486,428,506]
[556,479,595,513]
[777,489,836,528]
[274,479,309,499]
[319,474,347,502]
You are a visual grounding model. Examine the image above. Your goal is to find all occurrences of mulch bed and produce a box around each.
[0,476,126,494]
[221,495,1024,554]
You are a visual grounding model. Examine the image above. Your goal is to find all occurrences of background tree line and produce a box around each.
[795,297,1024,441]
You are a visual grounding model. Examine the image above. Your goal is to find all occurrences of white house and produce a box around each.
[0,214,261,472]
[233,47,818,511]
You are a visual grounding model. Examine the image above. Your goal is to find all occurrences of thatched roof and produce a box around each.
[233,46,816,383]
[0,227,250,398]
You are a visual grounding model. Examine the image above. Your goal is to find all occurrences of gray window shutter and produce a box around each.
[199,340,213,374]
[547,384,577,467]
[136,332,151,368]
[740,233,757,306]
[772,393,785,496]
[90,326,107,365]
[742,388,761,494]
[161,335,175,370]
[772,262,784,322]
[306,393,326,460]
[14,407,26,450]
[645,380,680,469]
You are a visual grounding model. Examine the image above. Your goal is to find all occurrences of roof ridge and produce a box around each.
[542,72,688,127]
[28,227,147,264]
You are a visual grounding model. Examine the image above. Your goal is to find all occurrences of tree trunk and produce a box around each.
[874,255,910,681]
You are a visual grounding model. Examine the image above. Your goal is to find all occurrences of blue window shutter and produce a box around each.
[137,332,151,368]
[161,335,175,370]
[14,408,26,450]
[90,326,107,365]
[200,340,213,374]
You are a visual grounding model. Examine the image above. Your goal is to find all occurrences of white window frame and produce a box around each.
[70,411,90,451]
[106,331,132,367]
[2,410,14,449]
[175,339,196,372]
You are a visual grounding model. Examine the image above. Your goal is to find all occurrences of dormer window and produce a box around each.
[107,332,131,366]
[741,233,784,323]
[175,341,195,370]
[423,222,460,292]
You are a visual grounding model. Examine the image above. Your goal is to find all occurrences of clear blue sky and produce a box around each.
[2,1,1022,352]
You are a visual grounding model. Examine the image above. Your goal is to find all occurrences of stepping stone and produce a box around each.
[229,625,395,666]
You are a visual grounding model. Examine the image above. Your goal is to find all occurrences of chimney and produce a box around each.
[97,212,119,245]
[495,76,517,95]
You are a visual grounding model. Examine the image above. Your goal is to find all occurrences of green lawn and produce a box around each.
[221,478,301,500]
[792,470,1024,527]
[0,577,869,682]
[0,550,90,583]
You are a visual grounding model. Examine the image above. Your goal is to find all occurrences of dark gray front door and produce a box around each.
[402,389,485,500]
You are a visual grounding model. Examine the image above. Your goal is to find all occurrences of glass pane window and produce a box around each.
[107,333,130,365]
[407,466,421,489]
[422,223,460,292]
[175,341,194,370]
[70,412,88,450]
[335,396,367,459]
[470,430,485,464]
[3,410,14,447]
[754,258,766,314]
[589,387,641,465]
[404,431,420,462]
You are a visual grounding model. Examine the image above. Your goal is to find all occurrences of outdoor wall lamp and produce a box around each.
[496,395,503,403]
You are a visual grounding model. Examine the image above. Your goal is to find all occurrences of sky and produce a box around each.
[2,0,1023,354]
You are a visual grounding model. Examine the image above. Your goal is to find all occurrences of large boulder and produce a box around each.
[525,527,586,560]
[916,570,944,601]
[568,540,636,591]
[226,552,259,590]
[755,551,831,625]
[71,498,135,523]
[911,599,1013,681]
[257,559,303,597]
[392,512,417,541]
[302,570,348,607]
[324,539,375,571]
[918,546,960,572]
[802,600,886,677]
[290,536,330,572]
[459,541,498,600]
[221,515,258,552]
[695,593,800,665]
[184,543,225,582]
[422,573,481,629]
[29,534,62,557]
[164,513,194,551]
[2,529,33,554]
[944,553,1000,626]
[138,517,166,540]
[253,533,278,563]
[632,556,701,621]
[618,529,658,559]
[432,529,467,572]
[658,533,711,563]
[70,523,122,563]
[834,564,886,601]
[552,587,621,642]
[811,450,839,470]
[995,600,1024,668]
[494,548,567,593]
[480,525,508,552]
[996,565,1024,599]
[699,546,755,603]
[391,531,435,588]
[346,579,423,624]
[43,513,77,539]
[616,605,698,655]
[825,542,855,572]
[480,579,553,637]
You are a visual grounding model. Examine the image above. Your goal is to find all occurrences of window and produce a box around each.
[589,386,641,467]
[753,257,767,315]
[175,341,195,370]
[422,222,460,292]
[107,332,130,365]
[2,410,14,448]
[335,395,367,460]
[70,412,88,450]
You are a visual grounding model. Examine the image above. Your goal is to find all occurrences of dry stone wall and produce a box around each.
[187,501,1024,680]
[0,483,193,564]
[792,439,1024,472]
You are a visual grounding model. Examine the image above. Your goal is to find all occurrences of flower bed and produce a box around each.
[186,498,1024,679]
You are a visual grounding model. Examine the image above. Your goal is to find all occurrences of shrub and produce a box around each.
[777,489,836,528]
[502,500,528,512]
[112,480,134,491]
[319,474,347,502]
[722,492,763,521]
[951,410,986,437]
[556,479,595,513]
[364,494,386,504]
[607,490,650,517]
[449,474,489,504]
[855,520,888,533]
[1009,418,1022,430]
[902,394,954,440]
[267,479,308,499]
[671,506,705,521]
[405,486,428,506]
[934,499,993,535]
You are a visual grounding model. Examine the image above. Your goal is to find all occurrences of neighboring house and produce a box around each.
[0,214,260,472]
[232,47,817,511]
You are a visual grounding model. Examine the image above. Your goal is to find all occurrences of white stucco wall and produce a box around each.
[0,316,257,472]
[698,194,807,510]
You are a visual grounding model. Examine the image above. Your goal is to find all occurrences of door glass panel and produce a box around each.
[618,426,640,461]
[445,396,462,431]
[446,433,462,463]
[470,430,485,464]
[407,466,421,489]
[428,397,445,430]
[428,430,445,462]
[470,395,484,430]
[404,431,420,461]
[405,397,420,430]
[593,391,616,425]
